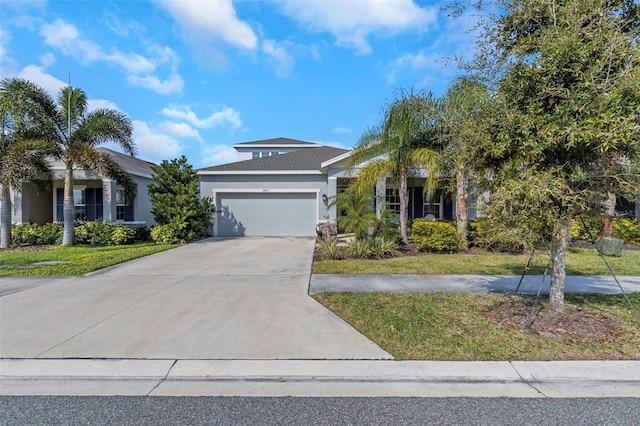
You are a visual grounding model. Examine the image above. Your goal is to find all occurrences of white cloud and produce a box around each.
[158,121,203,142]
[161,105,242,130]
[0,26,10,59]
[132,120,183,164]
[332,127,352,135]
[39,18,183,95]
[127,74,184,95]
[87,98,121,112]
[200,144,238,167]
[386,50,440,84]
[155,0,258,50]
[17,64,66,95]
[262,39,295,78]
[275,0,437,54]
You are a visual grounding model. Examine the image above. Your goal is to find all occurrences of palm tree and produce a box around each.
[2,78,136,245]
[331,186,377,240]
[439,77,490,247]
[0,89,57,248]
[347,89,443,244]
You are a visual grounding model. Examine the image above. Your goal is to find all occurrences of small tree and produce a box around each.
[331,186,377,240]
[148,156,213,243]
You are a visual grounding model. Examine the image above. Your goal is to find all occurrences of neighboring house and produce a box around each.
[198,137,460,237]
[3,148,156,227]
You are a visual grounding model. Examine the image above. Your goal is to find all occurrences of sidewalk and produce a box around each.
[2,359,639,397]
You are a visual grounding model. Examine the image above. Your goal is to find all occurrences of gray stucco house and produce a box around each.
[198,137,457,237]
[3,148,156,227]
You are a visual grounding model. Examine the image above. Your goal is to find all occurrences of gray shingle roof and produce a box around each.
[233,137,320,146]
[96,148,155,176]
[199,146,350,173]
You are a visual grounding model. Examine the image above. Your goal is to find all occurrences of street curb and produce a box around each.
[2,359,639,398]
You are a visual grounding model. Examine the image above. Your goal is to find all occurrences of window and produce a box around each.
[73,187,86,220]
[252,151,279,159]
[423,192,443,219]
[116,188,126,221]
[385,188,401,214]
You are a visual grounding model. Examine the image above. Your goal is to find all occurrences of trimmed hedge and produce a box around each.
[11,223,63,245]
[571,216,640,246]
[412,219,459,253]
[10,222,149,246]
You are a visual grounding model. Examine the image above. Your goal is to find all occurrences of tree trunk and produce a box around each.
[456,166,470,248]
[549,216,569,314]
[62,164,75,245]
[0,184,12,249]
[600,191,616,239]
[399,172,409,245]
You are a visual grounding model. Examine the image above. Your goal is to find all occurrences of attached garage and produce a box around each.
[215,191,318,237]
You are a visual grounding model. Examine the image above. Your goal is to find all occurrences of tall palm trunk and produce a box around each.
[456,166,470,248]
[549,216,570,314]
[0,184,12,248]
[62,164,74,245]
[600,191,616,239]
[399,170,409,245]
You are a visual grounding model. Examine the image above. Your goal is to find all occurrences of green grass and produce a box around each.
[313,247,640,276]
[0,242,176,276]
[313,292,640,360]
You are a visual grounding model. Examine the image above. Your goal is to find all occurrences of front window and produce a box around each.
[423,192,443,219]
[385,188,401,214]
[73,187,86,220]
[116,188,126,221]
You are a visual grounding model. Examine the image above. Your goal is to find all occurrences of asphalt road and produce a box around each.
[1,397,639,425]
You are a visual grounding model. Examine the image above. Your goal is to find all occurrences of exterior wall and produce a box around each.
[200,173,331,227]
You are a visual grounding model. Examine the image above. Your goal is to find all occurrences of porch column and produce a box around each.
[102,179,116,222]
[375,178,386,217]
[327,177,337,220]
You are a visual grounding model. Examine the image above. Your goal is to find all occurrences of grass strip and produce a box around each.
[312,248,640,276]
[313,292,640,361]
[0,243,175,276]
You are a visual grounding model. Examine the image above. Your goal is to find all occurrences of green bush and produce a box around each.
[468,218,526,253]
[132,226,151,242]
[75,222,136,246]
[412,219,459,253]
[150,222,184,245]
[570,214,602,241]
[370,237,400,259]
[11,223,63,245]
[613,218,640,246]
[347,239,373,259]
[317,237,341,260]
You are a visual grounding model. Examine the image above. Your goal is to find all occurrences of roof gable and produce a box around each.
[232,137,322,148]
[199,146,349,174]
[96,148,155,177]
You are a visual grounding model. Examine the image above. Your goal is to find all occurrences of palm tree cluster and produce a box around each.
[346,80,489,247]
[0,78,137,247]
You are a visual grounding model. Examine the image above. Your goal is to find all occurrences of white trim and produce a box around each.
[212,188,320,237]
[321,151,352,169]
[198,170,323,175]
[233,143,322,149]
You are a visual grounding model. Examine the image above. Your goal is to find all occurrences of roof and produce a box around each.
[199,146,350,174]
[96,148,155,177]
[232,137,322,148]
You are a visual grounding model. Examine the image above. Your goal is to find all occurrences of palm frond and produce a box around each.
[350,159,396,193]
[77,109,135,155]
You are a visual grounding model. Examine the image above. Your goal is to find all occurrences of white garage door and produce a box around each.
[216,192,317,236]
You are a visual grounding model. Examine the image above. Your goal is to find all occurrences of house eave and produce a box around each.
[321,151,352,169]
[198,170,323,176]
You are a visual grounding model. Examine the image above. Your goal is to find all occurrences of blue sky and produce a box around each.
[1,0,479,167]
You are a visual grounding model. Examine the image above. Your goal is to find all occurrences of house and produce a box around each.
[3,148,156,227]
[198,137,459,237]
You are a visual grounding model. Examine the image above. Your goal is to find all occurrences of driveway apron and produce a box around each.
[0,237,390,360]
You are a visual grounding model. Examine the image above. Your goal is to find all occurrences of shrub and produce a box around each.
[613,218,640,246]
[11,223,63,245]
[468,218,526,253]
[75,222,137,246]
[132,226,151,242]
[370,237,400,259]
[150,222,184,245]
[347,238,373,259]
[570,214,602,241]
[412,219,459,253]
[316,237,341,260]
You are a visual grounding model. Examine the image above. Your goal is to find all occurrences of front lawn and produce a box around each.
[313,292,640,360]
[0,242,175,276]
[312,247,640,276]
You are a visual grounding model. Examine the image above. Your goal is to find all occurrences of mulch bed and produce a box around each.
[484,294,634,346]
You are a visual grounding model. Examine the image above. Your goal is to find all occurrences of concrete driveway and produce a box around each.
[0,237,390,360]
